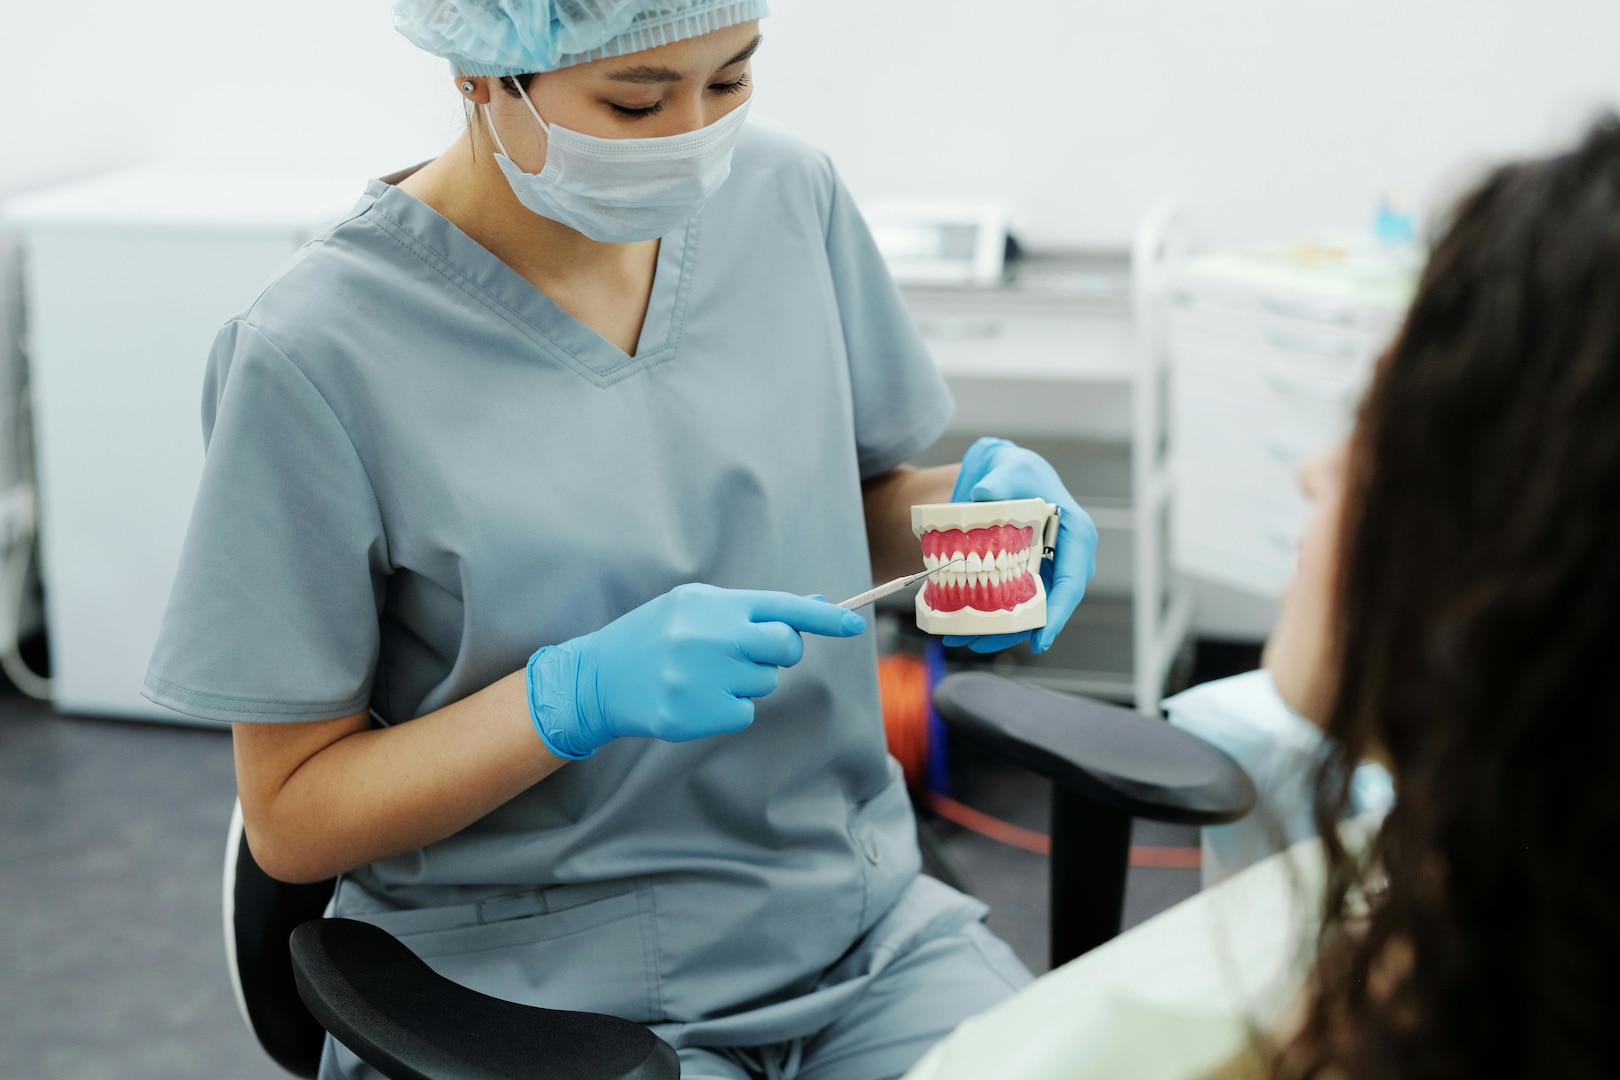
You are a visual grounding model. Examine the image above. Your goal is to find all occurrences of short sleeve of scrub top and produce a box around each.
[144,318,390,722]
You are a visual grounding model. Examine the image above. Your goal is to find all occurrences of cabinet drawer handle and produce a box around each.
[1265,363,1358,405]
[1261,297,1355,325]
[1264,328,1357,359]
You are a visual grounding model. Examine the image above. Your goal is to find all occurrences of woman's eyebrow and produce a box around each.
[602,34,763,84]
[722,34,765,68]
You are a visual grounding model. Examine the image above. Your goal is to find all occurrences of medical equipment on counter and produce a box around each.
[2,167,361,721]
[866,203,1010,287]
[837,558,965,611]
[1166,237,1419,601]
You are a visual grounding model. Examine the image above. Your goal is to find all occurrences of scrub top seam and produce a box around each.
[552,215,697,386]
[142,672,374,717]
[587,213,701,388]
[229,319,395,571]
[362,207,675,388]
[235,202,375,317]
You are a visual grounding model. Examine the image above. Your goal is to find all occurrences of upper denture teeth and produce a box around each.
[995,550,1008,570]
[965,552,983,573]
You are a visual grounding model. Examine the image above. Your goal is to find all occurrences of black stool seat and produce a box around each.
[290,919,680,1080]
[931,672,1256,966]
[933,672,1256,824]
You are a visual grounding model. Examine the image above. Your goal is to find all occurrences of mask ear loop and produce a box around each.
[480,103,513,158]
[512,78,551,134]
[482,78,549,161]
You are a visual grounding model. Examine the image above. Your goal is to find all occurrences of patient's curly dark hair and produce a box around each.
[1279,116,1620,1078]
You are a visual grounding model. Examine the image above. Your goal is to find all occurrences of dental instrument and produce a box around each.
[838,559,965,611]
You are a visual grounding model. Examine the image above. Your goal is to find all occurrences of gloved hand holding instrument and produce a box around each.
[526,584,868,759]
[945,437,1099,654]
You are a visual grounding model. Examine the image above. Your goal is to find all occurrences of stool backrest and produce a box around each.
[224,799,337,1079]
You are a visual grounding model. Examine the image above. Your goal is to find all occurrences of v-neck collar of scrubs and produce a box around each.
[364,178,697,387]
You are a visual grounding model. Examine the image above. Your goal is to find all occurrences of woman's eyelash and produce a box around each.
[608,72,749,119]
[610,100,663,119]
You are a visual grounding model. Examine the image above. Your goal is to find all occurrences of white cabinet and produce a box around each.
[1166,244,1416,602]
[3,168,359,721]
[903,234,1189,714]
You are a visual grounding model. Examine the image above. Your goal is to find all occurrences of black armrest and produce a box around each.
[290,918,679,1080]
[932,671,1254,825]
[931,671,1257,965]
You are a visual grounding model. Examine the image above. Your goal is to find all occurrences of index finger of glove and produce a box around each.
[737,620,806,668]
[742,592,867,638]
[967,458,1048,503]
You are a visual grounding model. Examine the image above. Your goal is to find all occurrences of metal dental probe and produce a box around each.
[837,559,967,611]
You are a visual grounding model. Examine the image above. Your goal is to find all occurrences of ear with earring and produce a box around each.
[461,80,476,94]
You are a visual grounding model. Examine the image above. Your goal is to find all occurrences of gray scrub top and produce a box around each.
[146,126,979,1047]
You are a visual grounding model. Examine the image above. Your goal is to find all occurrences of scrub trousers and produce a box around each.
[326,917,1029,1080]
[680,921,1031,1080]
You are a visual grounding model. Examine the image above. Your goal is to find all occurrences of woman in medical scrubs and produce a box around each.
[145,3,1097,1077]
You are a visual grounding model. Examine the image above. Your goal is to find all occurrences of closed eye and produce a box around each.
[609,100,664,119]
[708,72,750,96]
[607,69,751,120]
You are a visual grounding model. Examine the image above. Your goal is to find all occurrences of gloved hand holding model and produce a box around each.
[526,584,867,759]
[945,437,1098,655]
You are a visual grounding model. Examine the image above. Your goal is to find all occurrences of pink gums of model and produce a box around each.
[918,525,1037,612]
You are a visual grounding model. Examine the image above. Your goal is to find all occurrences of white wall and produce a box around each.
[2,2,459,193]
[5,1,1620,246]
[753,0,1620,247]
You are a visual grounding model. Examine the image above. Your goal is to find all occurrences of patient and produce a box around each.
[1263,114,1620,1078]
[908,117,1620,1080]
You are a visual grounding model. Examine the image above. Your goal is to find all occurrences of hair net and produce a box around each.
[394,0,770,76]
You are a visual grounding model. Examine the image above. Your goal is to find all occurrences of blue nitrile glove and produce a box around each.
[525,583,867,759]
[943,437,1098,655]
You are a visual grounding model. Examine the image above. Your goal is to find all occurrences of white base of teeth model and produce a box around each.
[910,498,1060,638]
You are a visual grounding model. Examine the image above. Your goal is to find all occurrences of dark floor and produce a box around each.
[0,691,285,1079]
[923,743,1203,973]
[0,673,1223,1079]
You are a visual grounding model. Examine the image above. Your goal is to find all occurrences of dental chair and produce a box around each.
[225,672,1255,1079]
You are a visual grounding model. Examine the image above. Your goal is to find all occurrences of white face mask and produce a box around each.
[482,87,750,244]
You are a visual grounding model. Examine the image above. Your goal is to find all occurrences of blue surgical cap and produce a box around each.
[393,0,771,77]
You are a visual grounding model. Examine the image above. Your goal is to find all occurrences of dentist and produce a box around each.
[146,3,1096,1077]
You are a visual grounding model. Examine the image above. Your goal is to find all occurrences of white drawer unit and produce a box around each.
[3,167,360,722]
[1165,241,1418,602]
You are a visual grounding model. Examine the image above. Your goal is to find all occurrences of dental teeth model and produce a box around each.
[911,498,1060,636]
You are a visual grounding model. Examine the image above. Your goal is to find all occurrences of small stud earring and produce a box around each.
[460,80,475,94]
